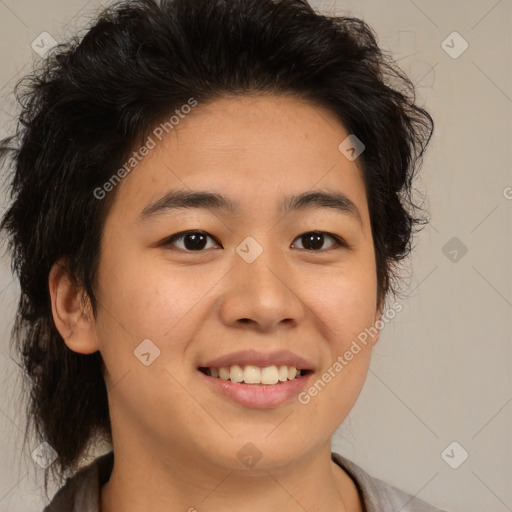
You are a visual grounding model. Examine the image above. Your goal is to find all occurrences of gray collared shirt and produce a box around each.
[43,451,448,512]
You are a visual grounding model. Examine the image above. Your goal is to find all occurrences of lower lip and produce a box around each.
[198,370,313,408]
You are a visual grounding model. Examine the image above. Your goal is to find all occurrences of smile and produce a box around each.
[199,364,311,385]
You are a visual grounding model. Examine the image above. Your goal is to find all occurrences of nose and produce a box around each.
[218,243,306,332]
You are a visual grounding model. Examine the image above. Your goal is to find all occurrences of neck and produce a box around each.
[100,441,363,512]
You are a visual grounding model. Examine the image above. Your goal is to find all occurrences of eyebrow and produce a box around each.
[138,188,363,227]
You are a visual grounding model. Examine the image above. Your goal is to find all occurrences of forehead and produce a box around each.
[108,94,369,225]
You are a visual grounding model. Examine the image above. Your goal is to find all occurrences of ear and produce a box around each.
[49,258,99,354]
[371,304,384,346]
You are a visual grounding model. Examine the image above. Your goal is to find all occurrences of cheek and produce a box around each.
[302,256,378,342]
[94,254,216,368]
[299,280,376,431]
[297,255,377,417]
[97,249,192,328]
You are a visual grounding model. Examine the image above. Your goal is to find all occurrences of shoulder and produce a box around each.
[43,451,113,512]
[331,452,449,512]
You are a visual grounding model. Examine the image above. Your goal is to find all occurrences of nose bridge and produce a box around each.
[219,235,304,329]
[235,234,288,290]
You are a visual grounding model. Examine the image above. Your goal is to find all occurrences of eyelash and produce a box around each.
[163,230,348,252]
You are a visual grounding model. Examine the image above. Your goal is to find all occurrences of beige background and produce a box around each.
[0,0,511,511]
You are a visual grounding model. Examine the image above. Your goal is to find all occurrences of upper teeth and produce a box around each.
[208,365,302,385]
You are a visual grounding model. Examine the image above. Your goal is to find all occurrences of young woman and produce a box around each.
[0,0,441,510]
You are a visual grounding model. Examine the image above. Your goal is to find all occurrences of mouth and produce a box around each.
[197,364,314,408]
[198,365,313,385]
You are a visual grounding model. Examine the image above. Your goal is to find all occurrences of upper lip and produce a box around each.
[199,349,315,371]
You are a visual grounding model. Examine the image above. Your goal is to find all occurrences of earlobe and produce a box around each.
[371,307,383,346]
[48,258,99,354]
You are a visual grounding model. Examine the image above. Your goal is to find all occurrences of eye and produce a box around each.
[163,230,221,251]
[163,230,347,252]
[291,231,346,251]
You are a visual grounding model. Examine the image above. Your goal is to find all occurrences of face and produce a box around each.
[84,94,381,471]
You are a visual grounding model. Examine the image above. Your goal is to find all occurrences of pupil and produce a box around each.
[184,233,207,250]
[303,232,323,250]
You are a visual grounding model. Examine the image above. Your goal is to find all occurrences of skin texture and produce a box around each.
[49,94,383,512]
